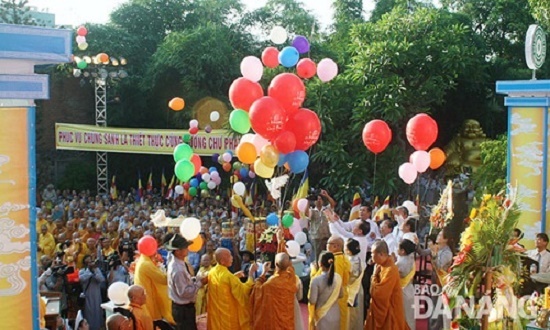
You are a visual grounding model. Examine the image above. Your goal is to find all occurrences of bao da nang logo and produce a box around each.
[413,284,537,321]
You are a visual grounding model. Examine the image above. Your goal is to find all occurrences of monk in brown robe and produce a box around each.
[250,228,297,330]
[365,240,409,330]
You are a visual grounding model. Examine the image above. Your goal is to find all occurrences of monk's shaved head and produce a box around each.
[127,285,143,300]
[327,235,344,252]
[372,240,389,255]
[214,248,232,267]
[275,252,290,271]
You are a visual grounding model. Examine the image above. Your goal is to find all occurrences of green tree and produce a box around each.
[529,0,550,30]
[0,0,35,25]
[471,135,507,195]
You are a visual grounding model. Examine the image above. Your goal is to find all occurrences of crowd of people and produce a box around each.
[36,182,543,330]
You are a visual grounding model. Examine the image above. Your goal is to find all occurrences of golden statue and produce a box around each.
[444,119,488,176]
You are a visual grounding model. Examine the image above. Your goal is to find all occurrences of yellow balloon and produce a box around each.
[260,144,279,168]
[254,158,275,178]
[230,175,239,183]
[237,142,257,164]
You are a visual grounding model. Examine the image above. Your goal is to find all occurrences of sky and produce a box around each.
[27,0,376,27]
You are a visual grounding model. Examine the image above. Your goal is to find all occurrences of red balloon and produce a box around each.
[76,26,87,36]
[191,154,202,175]
[362,120,392,154]
[262,47,279,68]
[137,235,157,257]
[406,113,438,151]
[268,73,305,115]
[189,127,199,135]
[183,182,190,190]
[229,78,264,112]
[273,131,297,154]
[233,170,241,179]
[286,108,321,151]
[249,97,288,140]
[296,58,317,79]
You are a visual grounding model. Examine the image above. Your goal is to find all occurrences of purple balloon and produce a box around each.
[292,35,310,54]
[212,153,219,162]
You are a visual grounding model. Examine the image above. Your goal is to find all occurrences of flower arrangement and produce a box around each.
[442,186,527,330]
[429,180,454,230]
[258,225,279,261]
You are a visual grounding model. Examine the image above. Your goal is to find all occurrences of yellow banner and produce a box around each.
[55,123,240,156]
[0,107,34,329]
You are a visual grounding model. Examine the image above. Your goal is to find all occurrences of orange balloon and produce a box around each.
[97,53,109,63]
[199,166,209,175]
[237,142,257,164]
[188,235,203,252]
[223,162,232,172]
[169,97,185,111]
[292,199,300,214]
[429,148,446,169]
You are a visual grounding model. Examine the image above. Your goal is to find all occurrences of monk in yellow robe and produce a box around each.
[250,228,297,330]
[327,235,350,330]
[207,247,258,330]
[365,240,409,330]
[133,254,175,324]
[38,225,56,259]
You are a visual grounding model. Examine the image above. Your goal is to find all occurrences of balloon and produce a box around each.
[297,198,308,213]
[294,231,307,245]
[362,120,392,154]
[249,97,288,140]
[254,158,275,178]
[108,282,129,305]
[183,133,191,143]
[277,153,287,167]
[184,234,203,253]
[233,182,246,196]
[222,162,231,172]
[266,213,279,226]
[183,182,190,190]
[240,133,255,144]
[189,187,198,197]
[77,60,87,69]
[286,108,321,151]
[229,78,264,112]
[174,159,195,182]
[278,46,299,68]
[273,131,296,154]
[189,127,199,135]
[230,175,239,184]
[201,173,211,182]
[137,235,157,256]
[286,151,309,174]
[398,162,418,184]
[237,142,257,164]
[189,119,199,128]
[429,148,446,169]
[169,97,185,111]
[207,181,216,190]
[411,150,431,173]
[406,113,438,151]
[240,56,263,82]
[77,26,88,37]
[76,35,86,44]
[190,178,199,188]
[78,42,88,50]
[180,217,201,240]
[96,53,109,63]
[199,166,208,175]
[222,152,232,163]
[402,200,418,217]
[261,47,279,68]
[200,189,210,198]
[205,125,212,133]
[229,109,251,134]
[232,162,242,171]
[270,26,287,44]
[260,145,279,168]
[317,58,338,82]
[173,143,193,162]
[211,154,219,163]
[252,134,270,155]
[191,154,202,175]
[210,111,220,122]
[282,213,294,228]
[296,58,317,79]
[199,181,208,190]
[249,170,256,178]
[175,185,184,194]
[286,240,300,257]
[292,35,310,54]
[239,167,248,178]
[268,73,305,114]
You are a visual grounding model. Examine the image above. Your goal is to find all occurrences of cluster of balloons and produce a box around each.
[179,217,203,252]
[169,97,185,111]
[76,26,88,50]
[175,166,223,199]
[399,113,444,184]
[173,142,203,182]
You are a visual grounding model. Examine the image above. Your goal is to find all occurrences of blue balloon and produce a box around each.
[279,46,299,68]
[209,167,217,173]
[266,213,279,226]
[287,151,309,174]
[277,153,287,167]
[240,167,248,178]
[196,173,202,181]
[211,153,219,162]
[190,178,199,188]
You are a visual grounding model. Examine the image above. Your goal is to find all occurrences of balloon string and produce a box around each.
[372,154,377,197]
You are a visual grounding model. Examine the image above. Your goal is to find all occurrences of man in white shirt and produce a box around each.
[338,205,381,250]
[380,220,398,258]
[527,233,550,273]
[326,210,370,268]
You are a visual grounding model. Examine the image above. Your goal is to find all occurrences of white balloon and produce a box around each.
[174,185,184,195]
[201,173,211,182]
[402,200,418,217]
[212,176,222,185]
[108,282,129,305]
[233,181,246,196]
[207,181,217,190]
[240,56,264,82]
[294,231,307,245]
[410,150,430,173]
[180,217,201,240]
[210,111,220,122]
[240,133,255,144]
[252,134,270,155]
[286,240,301,257]
[297,198,309,213]
[210,171,220,179]
[317,58,338,82]
[76,35,86,44]
[189,119,199,128]
[223,152,232,163]
[270,26,288,45]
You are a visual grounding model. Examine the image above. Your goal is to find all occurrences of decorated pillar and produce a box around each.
[0,24,71,329]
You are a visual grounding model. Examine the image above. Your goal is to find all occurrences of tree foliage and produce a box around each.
[471,135,507,195]
[0,0,36,25]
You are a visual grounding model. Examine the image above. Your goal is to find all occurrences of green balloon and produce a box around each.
[77,60,88,69]
[174,159,194,182]
[229,109,251,134]
[232,162,242,170]
[282,213,294,228]
[189,187,198,197]
[173,143,193,162]
[199,181,208,190]
[182,133,191,143]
